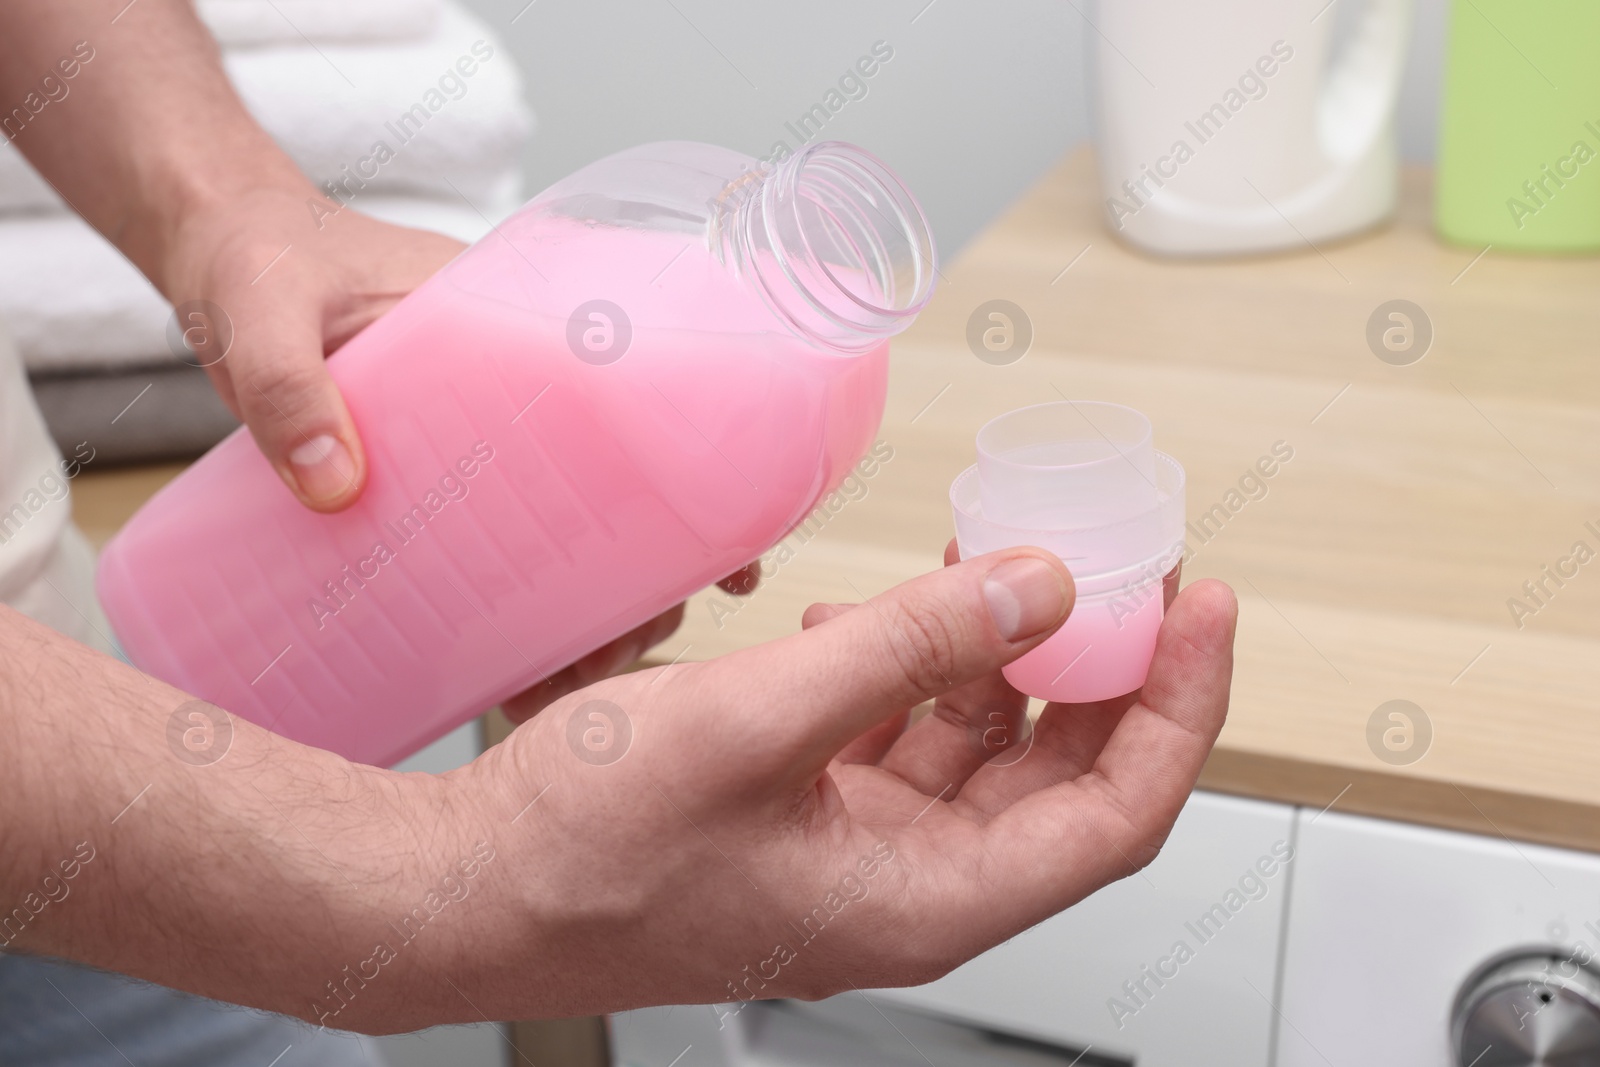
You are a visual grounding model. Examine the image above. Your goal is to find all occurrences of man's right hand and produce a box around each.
[437,547,1236,1026]
[0,547,1233,1034]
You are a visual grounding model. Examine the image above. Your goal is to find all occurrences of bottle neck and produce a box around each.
[719,142,937,354]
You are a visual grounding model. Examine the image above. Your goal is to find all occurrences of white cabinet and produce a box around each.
[871,790,1294,1066]
[614,791,1295,1067]
[621,794,1600,1066]
[1276,808,1600,1065]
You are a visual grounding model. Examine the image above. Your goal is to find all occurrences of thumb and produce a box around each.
[692,548,1074,778]
[222,289,366,511]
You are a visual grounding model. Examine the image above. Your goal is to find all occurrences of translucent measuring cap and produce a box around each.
[951,401,1185,590]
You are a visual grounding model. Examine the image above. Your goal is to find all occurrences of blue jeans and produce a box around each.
[0,954,387,1067]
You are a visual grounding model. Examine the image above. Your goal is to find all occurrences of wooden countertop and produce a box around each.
[73,462,188,550]
[72,150,1600,853]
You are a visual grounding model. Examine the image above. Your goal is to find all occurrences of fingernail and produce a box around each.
[984,558,1070,641]
[288,434,356,504]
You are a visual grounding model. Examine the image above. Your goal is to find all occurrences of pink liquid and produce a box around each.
[98,220,887,766]
[1002,582,1164,703]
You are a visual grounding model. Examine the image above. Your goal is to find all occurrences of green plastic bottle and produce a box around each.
[1435,0,1600,251]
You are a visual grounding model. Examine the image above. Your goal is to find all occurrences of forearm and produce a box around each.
[0,0,311,291]
[0,605,506,1031]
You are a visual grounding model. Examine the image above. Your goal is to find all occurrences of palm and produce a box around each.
[796,554,1216,939]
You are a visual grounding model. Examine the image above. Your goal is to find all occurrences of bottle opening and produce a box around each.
[733,142,937,353]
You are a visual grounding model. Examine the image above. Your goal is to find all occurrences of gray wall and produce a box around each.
[460,0,1451,257]
[461,0,1090,255]
[1397,0,1449,163]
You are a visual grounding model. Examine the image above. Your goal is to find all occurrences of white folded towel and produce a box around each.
[0,3,532,215]
[196,0,441,47]
[4,195,505,375]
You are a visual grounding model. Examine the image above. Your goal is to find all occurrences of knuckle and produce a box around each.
[1079,772,1176,875]
[1115,835,1165,878]
[897,945,962,988]
[787,973,842,1003]
[879,928,969,989]
[1130,823,1174,870]
[880,596,963,694]
[239,361,325,422]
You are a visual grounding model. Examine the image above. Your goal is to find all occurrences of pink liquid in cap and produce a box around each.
[951,401,1186,703]
[97,141,936,766]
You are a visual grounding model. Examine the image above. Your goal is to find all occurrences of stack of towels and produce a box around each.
[5,0,533,463]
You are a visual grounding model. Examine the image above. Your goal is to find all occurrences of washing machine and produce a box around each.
[1279,808,1600,1065]
[612,796,1600,1066]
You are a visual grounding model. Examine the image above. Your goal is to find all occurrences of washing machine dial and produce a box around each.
[1453,950,1600,1066]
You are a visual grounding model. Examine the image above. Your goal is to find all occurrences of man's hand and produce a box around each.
[0,547,1232,1031]
[451,547,1236,1021]
[0,0,451,509]
[161,190,465,509]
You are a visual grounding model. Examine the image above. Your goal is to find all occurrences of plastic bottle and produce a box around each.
[950,402,1185,703]
[1093,0,1413,256]
[1435,0,1600,251]
[97,140,936,766]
